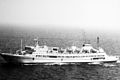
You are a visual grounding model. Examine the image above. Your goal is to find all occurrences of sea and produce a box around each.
[0,61,120,80]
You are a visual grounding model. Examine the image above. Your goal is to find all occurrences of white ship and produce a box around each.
[0,38,118,64]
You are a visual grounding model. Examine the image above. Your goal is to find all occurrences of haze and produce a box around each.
[0,0,120,33]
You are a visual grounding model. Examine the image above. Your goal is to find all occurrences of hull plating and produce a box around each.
[0,53,118,64]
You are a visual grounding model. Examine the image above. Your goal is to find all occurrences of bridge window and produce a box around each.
[82,50,89,53]
[90,49,97,53]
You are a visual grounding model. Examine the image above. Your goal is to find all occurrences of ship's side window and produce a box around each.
[53,48,58,51]
[36,55,42,57]
[50,50,52,53]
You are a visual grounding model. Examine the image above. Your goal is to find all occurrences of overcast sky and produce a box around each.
[0,0,120,32]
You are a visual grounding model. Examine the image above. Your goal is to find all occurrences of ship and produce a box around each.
[0,37,118,65]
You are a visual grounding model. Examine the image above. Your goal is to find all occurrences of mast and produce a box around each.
[82,30,87,44]
[97,37,99,48]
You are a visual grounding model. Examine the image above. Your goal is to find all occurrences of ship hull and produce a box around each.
[0,53,118,64]
[0,53,35,64]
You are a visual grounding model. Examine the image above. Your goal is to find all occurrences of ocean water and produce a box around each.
[0,38,120,80]
[0,62,120,80]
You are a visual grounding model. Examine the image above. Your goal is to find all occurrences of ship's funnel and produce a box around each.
[34,38,39,47]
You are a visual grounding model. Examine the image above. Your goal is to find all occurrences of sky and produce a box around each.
[0,0,120,32]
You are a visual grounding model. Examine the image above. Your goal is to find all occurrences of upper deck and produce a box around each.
[20,43,105,55]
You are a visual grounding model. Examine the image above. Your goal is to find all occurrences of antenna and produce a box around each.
[20,39,23,51]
